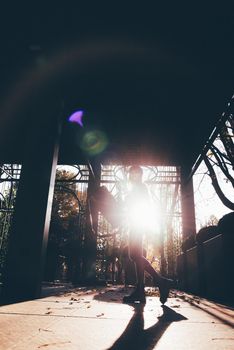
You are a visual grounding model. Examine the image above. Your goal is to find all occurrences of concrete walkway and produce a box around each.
[0,285,233,350]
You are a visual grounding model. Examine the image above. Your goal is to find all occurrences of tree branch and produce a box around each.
[219,124,234,167]
[203,155,234,210]
[210,143,232,165]
[210,145,234,188]
[55,184,83,211]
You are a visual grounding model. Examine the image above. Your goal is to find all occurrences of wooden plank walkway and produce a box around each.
[0,285,233,350]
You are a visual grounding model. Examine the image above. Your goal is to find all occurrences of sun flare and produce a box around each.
[127,199,160,233]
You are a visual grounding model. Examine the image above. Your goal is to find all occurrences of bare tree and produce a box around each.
[202,113,234,210]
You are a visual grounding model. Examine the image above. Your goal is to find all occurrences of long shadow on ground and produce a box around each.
[107,304,187,350]
[93,286,187,350]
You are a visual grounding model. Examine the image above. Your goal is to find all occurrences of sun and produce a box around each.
[127,196,160,233]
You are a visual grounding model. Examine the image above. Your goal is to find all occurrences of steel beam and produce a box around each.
[181,166,196,241]
[1,103,62,304]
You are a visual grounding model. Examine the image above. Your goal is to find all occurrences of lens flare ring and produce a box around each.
[80,130,108,156]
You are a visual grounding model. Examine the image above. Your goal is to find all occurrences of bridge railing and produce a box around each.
[176,212,234,305]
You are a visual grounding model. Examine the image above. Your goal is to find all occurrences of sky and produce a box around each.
[193,160,233,229]
[193,129,234,229]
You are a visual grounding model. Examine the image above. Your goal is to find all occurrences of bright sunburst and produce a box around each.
[127,198,160,232]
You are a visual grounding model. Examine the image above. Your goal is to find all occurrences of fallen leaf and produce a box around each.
[38,341,71,348]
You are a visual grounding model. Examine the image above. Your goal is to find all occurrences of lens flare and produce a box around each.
[80,130,108,156]
[68,110,84,127]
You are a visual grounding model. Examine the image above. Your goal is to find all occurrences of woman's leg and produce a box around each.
[141,256,161,285]
[141,256,174,304]
[123,233,146,303]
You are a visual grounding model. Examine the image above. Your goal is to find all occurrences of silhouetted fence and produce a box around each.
[177,212,234,305]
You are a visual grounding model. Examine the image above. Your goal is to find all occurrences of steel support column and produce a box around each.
[181,166,196,241]
[1,104,61,304]
[84,160,101,284]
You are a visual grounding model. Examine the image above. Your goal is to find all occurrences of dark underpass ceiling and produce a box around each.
[0,3,234,167]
